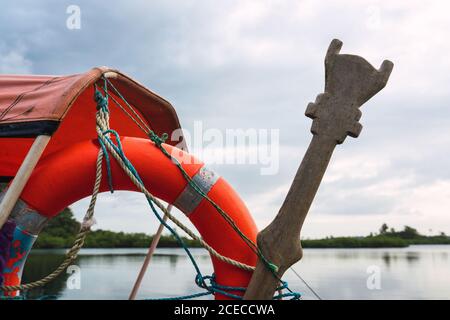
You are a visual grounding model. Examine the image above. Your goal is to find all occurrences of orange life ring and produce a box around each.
[3,137,258,299]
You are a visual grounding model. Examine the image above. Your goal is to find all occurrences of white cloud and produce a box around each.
[303,179,450,238]
[324,156,390,183]
[0,45,32,73]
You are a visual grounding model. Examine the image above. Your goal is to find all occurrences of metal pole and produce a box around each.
[0,135,51,229]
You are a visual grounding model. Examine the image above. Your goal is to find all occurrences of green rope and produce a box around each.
[0,291,58,300]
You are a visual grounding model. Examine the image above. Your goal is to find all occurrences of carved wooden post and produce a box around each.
[244,39,393,299]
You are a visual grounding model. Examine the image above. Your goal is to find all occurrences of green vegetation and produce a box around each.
[301,236,410,248]
[33,209,450,249]
[2,182,450,249]
[34,208,79,248]
[301,224,450,248]
[33,208,202,249]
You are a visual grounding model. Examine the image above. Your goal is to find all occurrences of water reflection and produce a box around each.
[18,245,450,300]
[382,252,392,268]
[405,252,420,264]
[22,252,69,300]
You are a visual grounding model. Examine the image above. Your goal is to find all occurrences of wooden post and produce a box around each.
[244,39,393,299]
[128,207,171,300]
[0,135,51,229]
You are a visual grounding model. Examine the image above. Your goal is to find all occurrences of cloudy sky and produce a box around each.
[2,0,450,238]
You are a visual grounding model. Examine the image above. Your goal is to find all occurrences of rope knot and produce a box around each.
[94,90,108,112]
[267,262,279,273]
[195,274,206,288]
[148,131,168,147]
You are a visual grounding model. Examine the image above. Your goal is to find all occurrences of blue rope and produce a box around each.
[0,291,58,300]
[98,138,114,193]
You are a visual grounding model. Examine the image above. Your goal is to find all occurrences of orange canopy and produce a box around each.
[0,67,184,182]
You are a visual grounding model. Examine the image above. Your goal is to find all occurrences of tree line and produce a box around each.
[34,209,450,249]
[1,180,449,250]
[301,223,450,248]
[34,208,202,249]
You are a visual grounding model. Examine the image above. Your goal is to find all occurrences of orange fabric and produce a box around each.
[18,137,258,299]
[0,67,184,178]
[21,138,200,215]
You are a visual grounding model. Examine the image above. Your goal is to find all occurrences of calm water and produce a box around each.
[20,245,450,300]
